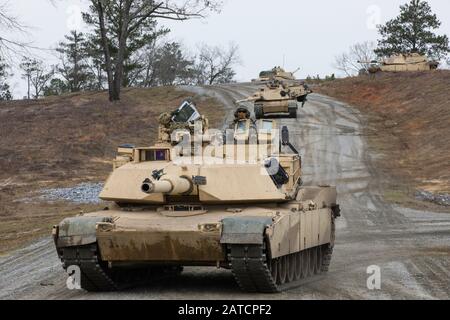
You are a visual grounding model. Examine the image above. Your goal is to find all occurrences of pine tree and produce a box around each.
[375,0,449,59]
[0,58,12,101]
[43,78,69,96]
[152,42,194,86]
[56,31,94,92]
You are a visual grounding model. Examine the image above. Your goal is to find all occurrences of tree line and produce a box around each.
[18,34,240,99]
[1,0,241,101]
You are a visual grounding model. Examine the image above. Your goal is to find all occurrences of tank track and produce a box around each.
[59,243,183,292]
[227,243,331,293]
[321,217,335,273]
[228,217,335,293]
[59,244,119,291]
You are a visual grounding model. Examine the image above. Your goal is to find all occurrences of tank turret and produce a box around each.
[252,66,300,82]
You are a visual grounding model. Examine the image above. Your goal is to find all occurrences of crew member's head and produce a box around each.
[234,107,250,120]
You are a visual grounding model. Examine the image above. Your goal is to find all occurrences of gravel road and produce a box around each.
[1,83,449,300]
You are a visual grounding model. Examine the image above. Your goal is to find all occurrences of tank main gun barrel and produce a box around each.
[141,176,192,195]
[235,96,259,104]
[357,60,379,64]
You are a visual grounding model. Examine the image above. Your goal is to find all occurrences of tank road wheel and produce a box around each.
[309,248,317,275]
[295,252,302,280]
[301,250,309,279]
[287,254,296,283]
[276,256,287,285]
[254,105,263,119]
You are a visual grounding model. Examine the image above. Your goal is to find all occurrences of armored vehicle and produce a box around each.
[360,53,439,74]
[252,66,300,82]
[238,80,312,119]
[53,100,339,293]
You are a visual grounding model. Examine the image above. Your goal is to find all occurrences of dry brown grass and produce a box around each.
[0,86,225,254]
[316,71,450,201]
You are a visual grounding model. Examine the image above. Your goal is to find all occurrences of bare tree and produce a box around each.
[141,38,159,87]
[334,41,377,76]
[84,0,222,101]
[195,42,240,85]
[20,58,54,99]
[0,2,32,61]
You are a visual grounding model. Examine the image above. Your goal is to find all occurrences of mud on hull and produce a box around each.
[54,201,338,293]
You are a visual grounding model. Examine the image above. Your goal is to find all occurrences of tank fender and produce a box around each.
[220,217,273,244]
[56,216,114,248]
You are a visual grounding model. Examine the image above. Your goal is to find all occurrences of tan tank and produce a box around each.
[52,99,339,293]
[252,66,300,82]
[361,53,439,74]
[238,80,312,119]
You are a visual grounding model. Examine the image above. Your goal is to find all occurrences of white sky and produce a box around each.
[5,0,450,98]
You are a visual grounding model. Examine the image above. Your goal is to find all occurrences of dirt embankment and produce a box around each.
[316,71,450,206]
[0,87,225,254]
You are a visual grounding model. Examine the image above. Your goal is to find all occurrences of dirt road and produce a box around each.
[1,83,449,300]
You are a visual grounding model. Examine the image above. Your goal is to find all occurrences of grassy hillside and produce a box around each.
[316,71,450,206]
[0,87,225,254]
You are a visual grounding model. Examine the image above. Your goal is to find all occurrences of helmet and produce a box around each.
[159,112,172,126]
[234,107,251,119]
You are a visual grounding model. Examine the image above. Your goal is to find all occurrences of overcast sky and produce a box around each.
[5,0,450,98]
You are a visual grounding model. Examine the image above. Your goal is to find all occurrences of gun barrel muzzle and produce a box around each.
[141,176,192,195]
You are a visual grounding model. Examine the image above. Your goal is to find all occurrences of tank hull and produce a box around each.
[380,63,436,72]
[53,186,339,292]
[255,100,299,119]
[248,84,310,119]
[368,54,439,73]
[55,204,333,264]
